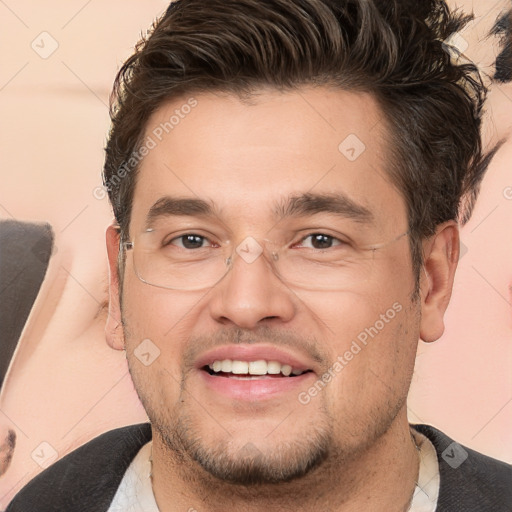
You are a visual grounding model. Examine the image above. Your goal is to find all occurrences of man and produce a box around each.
[6,0,511,510]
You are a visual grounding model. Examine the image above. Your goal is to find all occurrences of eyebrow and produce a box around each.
[145,197,217,229]
[273,192,374,223]
[144,192,374,229]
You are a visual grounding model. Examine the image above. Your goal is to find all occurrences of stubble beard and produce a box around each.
[137,373,335,486]
[121,313,415,490]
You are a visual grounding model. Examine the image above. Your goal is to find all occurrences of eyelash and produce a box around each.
[167,233,347,250]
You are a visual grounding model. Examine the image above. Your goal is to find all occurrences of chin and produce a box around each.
[153,408,334,485]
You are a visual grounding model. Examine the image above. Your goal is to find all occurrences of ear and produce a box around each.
[105,224,125,350]
[419,221,460,343]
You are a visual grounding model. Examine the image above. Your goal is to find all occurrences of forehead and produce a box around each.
[131,87,407,234]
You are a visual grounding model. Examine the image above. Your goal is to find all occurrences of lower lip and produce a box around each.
[199,370,316,400]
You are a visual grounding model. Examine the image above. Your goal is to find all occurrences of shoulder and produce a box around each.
[413,424,512,512]
[5,423,152,512]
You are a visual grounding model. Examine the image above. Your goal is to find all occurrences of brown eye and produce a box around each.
[299,233,342,250]
[170,234,209,249]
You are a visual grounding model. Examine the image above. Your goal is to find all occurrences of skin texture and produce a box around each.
[1,3,510,507]
[105,87,459,511]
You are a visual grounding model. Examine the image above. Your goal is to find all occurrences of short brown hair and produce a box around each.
[103,0,489,288]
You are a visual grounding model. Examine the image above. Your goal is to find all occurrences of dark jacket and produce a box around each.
[5,423,512,511]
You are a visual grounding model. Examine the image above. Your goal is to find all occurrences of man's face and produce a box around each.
[115,87,422,483]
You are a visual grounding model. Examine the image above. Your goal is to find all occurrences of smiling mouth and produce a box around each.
[202,359,313,379]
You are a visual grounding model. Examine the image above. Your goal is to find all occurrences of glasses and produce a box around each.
[122,225,409,291]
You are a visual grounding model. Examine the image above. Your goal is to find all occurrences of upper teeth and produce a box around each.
[209,359,305,376]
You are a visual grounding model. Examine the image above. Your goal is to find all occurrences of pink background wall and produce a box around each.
[0,0,510,508]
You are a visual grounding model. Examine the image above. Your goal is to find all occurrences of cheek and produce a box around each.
[324,298,419,440]
[120,277,206,401]
[295,262,418,419]
[294,251,416,355]
[121,270,204,342]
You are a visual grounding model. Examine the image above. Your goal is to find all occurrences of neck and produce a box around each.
[150,409,420,512]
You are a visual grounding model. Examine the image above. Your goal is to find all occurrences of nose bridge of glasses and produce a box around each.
[226,236,281,272]
[229,236,278,265]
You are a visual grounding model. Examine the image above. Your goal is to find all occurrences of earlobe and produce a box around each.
[105,224,125,351]
[106,310,125,351]
[419,222,460,343]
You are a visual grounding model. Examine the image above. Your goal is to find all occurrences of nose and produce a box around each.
[207,243,296,329]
